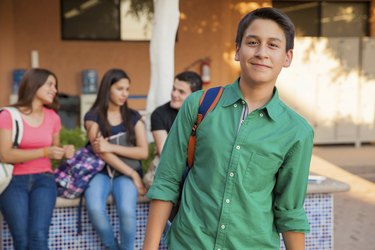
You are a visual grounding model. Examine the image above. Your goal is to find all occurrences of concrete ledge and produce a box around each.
[55,195,150,208]
[56,177,350,208]
[307,178,350,194]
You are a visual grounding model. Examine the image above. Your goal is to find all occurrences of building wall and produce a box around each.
[0,0,273,109]
[1,0,373,110]
[0,0,16,107]
[371,1,375,36]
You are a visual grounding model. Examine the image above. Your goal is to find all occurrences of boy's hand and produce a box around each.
[63,145,75,159]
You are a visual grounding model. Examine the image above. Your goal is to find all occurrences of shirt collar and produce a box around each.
[221,78,244,107]
[263,88,285,122]
[221,78,285,122]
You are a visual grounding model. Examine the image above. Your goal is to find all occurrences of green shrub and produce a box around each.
[52,127,87,169]
[60,127,88,148]
[142,142,157,173]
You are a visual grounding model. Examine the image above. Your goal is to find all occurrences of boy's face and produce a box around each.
[170,79,192,110]
[235,18,293,87]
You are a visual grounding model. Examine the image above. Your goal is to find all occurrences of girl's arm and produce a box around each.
[0,129,65,163]
[85,120,146,194]
[93,119,149,160]
[99,151,146,195]
[85,120,136,174]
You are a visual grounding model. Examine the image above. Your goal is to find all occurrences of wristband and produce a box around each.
[44,147,49,158]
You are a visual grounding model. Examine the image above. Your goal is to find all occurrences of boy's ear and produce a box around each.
[235,46,240,61]
[283,49,293,67]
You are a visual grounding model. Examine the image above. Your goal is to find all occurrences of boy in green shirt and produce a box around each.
[143,7,313,250]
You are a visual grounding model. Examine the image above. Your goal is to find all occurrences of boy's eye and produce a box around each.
[247,40,258,46]
[269,43,279,48]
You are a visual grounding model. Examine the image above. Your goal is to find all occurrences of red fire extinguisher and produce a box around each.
[200,60,211,85]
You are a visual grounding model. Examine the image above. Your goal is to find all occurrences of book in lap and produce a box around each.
[107,132,141,176]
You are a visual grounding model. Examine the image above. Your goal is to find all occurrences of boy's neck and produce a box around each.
[239,79,275,113]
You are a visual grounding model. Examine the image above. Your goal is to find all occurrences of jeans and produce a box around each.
[85,173,138,250]
[0,173,57,250]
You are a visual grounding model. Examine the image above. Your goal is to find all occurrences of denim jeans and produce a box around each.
[0,173,57,250]
[85,173,138,250]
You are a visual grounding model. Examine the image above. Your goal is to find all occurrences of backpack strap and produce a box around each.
[187,86,223,168]
[77,194,84,235]
[0,107,23,147]
[168,86,224,222]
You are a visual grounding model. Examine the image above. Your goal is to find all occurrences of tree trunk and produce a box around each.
[146,0,179,116]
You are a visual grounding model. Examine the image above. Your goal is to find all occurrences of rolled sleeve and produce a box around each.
[147,176,181,203]
[273,128,314,233]
[274,207,309,233]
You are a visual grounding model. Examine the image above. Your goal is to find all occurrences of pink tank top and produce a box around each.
[0,107,61,175]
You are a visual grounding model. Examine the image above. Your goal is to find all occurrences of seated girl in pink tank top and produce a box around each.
[0,68,75,250]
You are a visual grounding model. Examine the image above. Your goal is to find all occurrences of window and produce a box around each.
[273,1,369,37]
[61,0,153,41]
[321,2,368,37]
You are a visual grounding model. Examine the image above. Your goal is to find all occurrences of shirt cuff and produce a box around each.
[146,179,180,204]
[273,207,310,233]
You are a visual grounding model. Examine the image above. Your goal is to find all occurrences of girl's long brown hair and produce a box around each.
[88,69,135,144]
[12,68,59,112]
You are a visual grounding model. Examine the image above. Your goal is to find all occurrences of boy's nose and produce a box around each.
[255,45,268,58]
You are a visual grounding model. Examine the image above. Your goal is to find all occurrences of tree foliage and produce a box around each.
[125,0,154,21]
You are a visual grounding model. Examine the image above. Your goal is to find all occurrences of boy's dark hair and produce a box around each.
[175,71,203,92]
[235,7,295,51]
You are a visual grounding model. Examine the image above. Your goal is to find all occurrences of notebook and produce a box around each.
[107,132,141,177]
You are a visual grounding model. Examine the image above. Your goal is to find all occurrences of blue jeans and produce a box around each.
[0,173,57,250]
[85,173,138,250]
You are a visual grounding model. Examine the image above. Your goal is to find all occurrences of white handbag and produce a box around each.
[0,107,23,194]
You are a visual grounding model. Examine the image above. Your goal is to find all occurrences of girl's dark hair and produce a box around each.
[12,68,59,112]
[235,7,295,51]
[89,68,135,144]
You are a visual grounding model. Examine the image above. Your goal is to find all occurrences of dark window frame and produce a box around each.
[60,0,153,42]
[273,0,370,37]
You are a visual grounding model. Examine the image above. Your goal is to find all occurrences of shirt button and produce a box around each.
[260,113,264,117]
[229,172,234,177]
[226,199,230,203]
[221,224,226,230]
[236,145,240,150]
[234,104,237,108]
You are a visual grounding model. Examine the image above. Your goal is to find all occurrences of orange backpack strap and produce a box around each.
[187,86,223,168]
[168,86,224,222]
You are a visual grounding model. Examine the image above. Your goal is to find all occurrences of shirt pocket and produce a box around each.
[242,152,281,192]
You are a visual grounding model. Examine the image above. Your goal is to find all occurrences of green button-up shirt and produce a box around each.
[148,80,314,250]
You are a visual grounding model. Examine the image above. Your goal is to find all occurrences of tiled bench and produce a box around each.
[0,178,349,250]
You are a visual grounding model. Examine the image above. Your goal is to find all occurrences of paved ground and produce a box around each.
[312,144,375,250]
